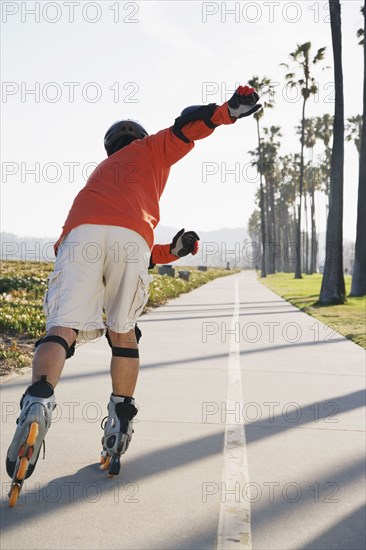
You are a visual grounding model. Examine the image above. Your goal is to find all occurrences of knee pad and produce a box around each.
[35,335,77,360]
[110,346,139,359]
[106,324,142,344]
[105,328,140,359]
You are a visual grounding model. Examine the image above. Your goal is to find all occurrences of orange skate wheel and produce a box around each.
[8,484,20,508]
[16,456,28,481]
[100,456,111,470]
[26,422,39,446]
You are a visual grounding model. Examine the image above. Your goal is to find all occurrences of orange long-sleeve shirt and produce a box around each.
[150,243,177,265]
[54,102,235,254]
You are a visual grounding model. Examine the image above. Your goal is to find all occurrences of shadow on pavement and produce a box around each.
[139,308,299,323]
[245,389,366,443]
[0,430,224,531]
[1,338,344,390]
[251,459,365,532]
[147,302,291,314]
[300,503,366,550]
[160,301,287,307]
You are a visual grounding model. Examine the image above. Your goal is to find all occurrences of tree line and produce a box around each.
[247,0,365,303]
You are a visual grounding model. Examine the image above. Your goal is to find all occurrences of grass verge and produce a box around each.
[0,260,235,377]
[260,272,366,349]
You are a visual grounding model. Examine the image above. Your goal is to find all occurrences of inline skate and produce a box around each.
[100,394,138,477]
[6,376,56,507]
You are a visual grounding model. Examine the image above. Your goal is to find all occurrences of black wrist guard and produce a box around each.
[172,103,218,143]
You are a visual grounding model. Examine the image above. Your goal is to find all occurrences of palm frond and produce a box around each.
[313,47,326,63]
[357,28,364,45]
[309,83,318,94]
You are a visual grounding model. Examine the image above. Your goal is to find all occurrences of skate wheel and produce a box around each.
[26,422,39,446]
[8,484,20,508]
[18,445,26,458]
[100,456,110,470]
[16,456,28,481]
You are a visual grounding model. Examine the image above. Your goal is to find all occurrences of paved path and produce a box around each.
[1,271,365,549]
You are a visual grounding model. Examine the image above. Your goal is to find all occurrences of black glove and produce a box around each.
[170,229,200,257]
[228,85,262,118]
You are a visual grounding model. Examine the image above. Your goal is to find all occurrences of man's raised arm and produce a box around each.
[146,85,262,167]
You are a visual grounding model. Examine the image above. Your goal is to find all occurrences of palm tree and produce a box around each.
[357,5,364,45]
[350,2,366,297]
[346,115,363,157]
[314,114,334,220]
[277,155,297,272]
[262,126,282,273]
[319,0,346,304]
[296,118,317,273]
[248,76,274,278]
[300,116,334,274]
[249,152,299,274]
[281,42,326,278]
[248,209,262,270]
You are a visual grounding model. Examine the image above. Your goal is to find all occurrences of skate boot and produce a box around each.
[6,375,56,507]
[100,394,138,477]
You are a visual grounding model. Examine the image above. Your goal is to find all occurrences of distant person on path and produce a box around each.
[6,84,261,504]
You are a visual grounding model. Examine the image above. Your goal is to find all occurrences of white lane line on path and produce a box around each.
[216,277,251,550]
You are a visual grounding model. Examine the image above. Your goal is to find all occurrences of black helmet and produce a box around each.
[104,119,148,156]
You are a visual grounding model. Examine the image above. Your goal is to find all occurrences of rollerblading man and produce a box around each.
[6,84,261,505]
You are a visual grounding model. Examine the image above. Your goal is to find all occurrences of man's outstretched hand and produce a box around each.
[170,229,200,257]
[228,85,262,119]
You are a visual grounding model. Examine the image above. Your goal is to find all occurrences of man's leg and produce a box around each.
[108,328,139,396]
[100,327,139,475]
[99,227,149,474]
[32,326,78,387]
[6,324,77,498]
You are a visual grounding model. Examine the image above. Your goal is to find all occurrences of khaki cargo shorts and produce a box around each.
[44,224,153,339]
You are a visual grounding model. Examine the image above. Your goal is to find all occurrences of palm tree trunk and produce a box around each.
[269,176,277,272]
[265,178,273,273]
[310,185,317,273]
[278,205,285,272]
[284,218,290,272]
[291,204,297,271]
[295,100,306,278]
[319,0,346,304]
[304,192,310,273]
[350,0,366,296]
[256,119,267,278]
[325,146,331,230]
[278,224,283,271]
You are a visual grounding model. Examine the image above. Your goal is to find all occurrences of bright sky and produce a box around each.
[1,0,364,241]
